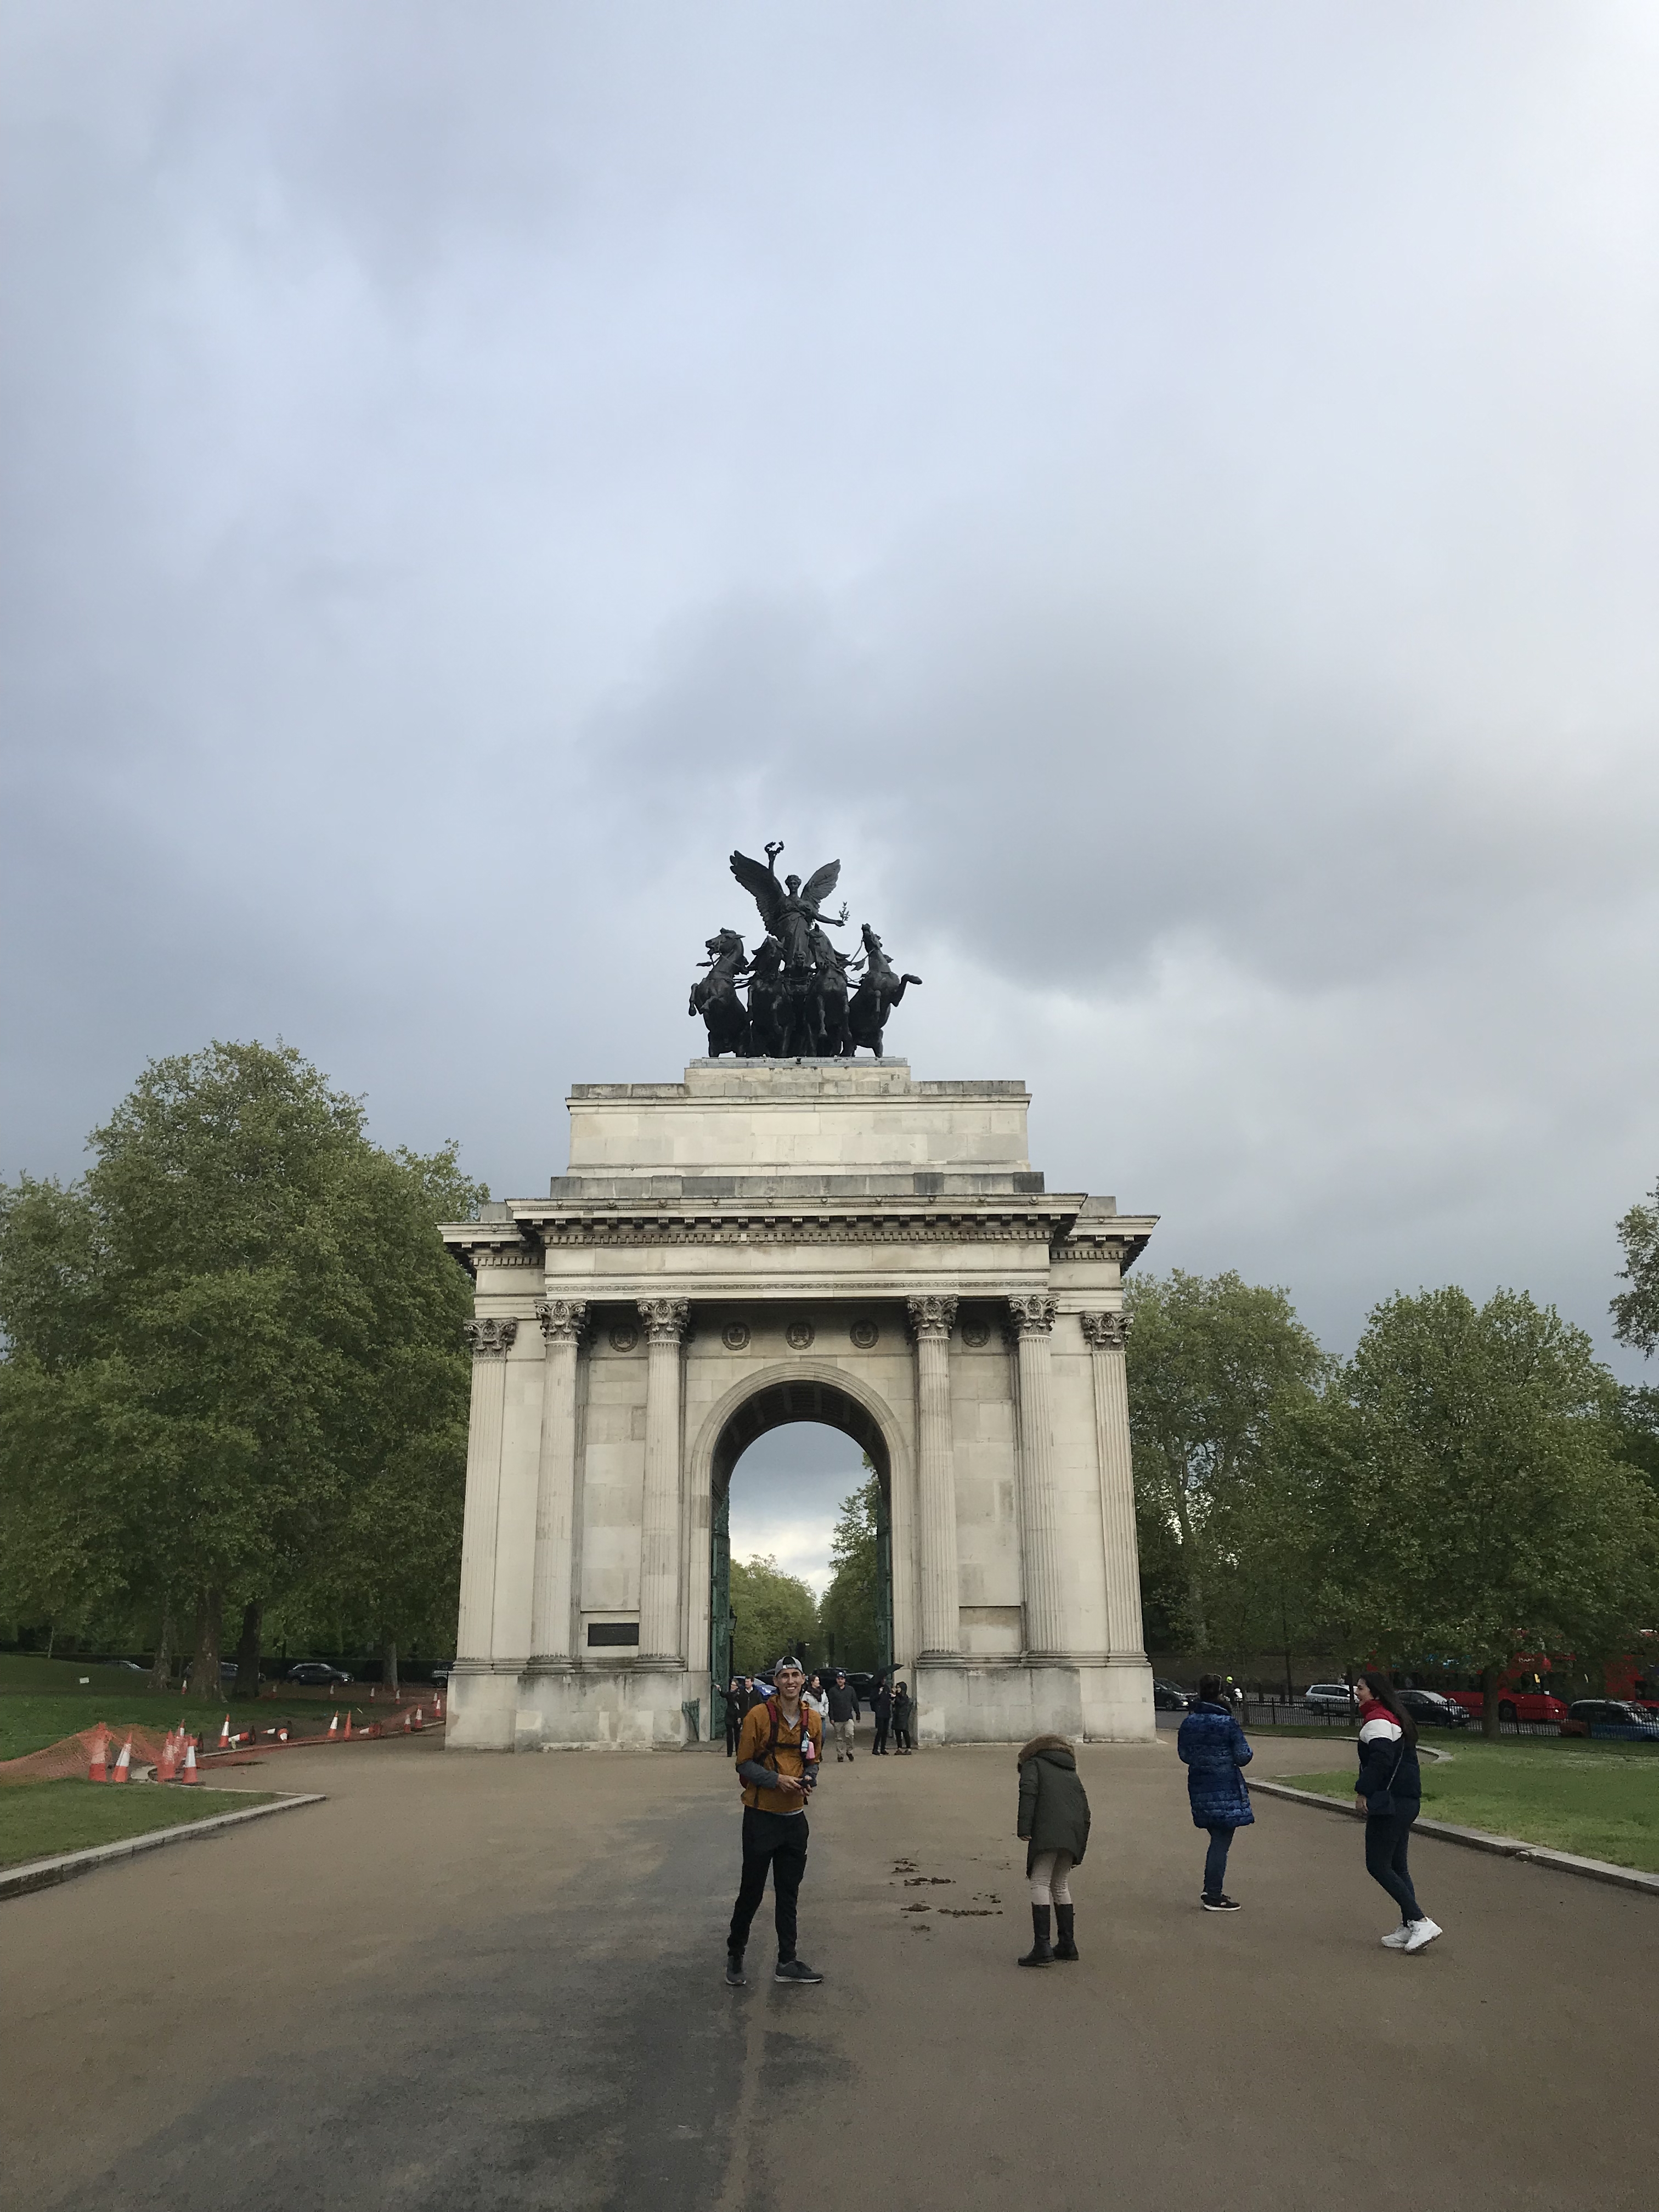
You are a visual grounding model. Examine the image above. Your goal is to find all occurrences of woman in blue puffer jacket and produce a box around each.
[1176,1673,1254,1912]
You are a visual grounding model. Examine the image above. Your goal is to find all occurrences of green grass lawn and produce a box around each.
[0,1779,279,1869]
[1281,1737,1659,1872]
[0,1655,368,1762]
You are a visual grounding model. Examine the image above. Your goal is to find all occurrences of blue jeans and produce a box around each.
[1203,1826,1234,1897]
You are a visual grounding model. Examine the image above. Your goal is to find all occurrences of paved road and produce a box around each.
[6,1730,1654,2211]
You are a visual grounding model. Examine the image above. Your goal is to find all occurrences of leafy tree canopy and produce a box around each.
[729,1554,819,1676]
[1612,1177,1659,1358]
[0,1041,485,1694]
[819,1468,885,1673]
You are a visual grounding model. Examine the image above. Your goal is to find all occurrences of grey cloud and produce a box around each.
[3,1,1657,1387]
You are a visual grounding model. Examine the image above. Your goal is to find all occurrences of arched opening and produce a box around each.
[710,1378,893,1696]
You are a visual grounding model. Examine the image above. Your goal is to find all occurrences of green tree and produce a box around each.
[0,1042,484,1698]
[819,1469,883,1671]
[1310,1288,1659,1737]
[729,1554,819,1675]
[1612,1177,1659,1356]
[1125,1269,1328,1649]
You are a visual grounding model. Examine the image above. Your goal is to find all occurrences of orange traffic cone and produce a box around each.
[218,1713,231,1749]
[158,1729,180,1782]
[402,1708,412,1733]
[412,1707,424,1731]
[328,1712,339,1738]
[277,1724,289,1743]
[111,1736,133,1784]
[343,1712,353,1740]
[181,1740,202,1785]
[87,1726,109,1783]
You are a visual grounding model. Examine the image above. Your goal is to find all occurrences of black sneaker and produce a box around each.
[724,1952,746,1985]
[1200,1893,1242,1913]
[774,1958,823,1984]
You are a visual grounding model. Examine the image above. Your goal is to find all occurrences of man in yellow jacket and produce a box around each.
[726,1655,825,1986]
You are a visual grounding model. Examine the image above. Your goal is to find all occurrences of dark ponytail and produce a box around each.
[1359,1667,1417,1748]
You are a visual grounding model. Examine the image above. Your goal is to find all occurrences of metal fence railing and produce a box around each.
[1155,1697,1561,1737]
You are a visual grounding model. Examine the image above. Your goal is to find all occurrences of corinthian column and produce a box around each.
[636,1298,690,1662]
[530,1300,588,1661]
[1080,1311,1146,1659]
[1007,1295,1064,1657]
[907,1295,960,1657]
[456,1318,518,1662]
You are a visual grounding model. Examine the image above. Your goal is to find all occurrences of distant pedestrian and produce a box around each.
[726,1655,824,1987]
[1014,1734,1091,1966]
[724,1675,744,1757]
[1356,1668,1441,1954]
[804,1674,830,1725]
[871,1677,893,1754]
[1177,1673,1254,1912]
[826,1671,860,1761]
[892,1681,913,1752]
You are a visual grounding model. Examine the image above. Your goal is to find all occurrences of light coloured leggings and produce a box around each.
[1029,1850,1074,1906]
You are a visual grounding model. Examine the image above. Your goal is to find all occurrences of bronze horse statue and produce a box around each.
[689,929,752,1057]
[847,924,921,1058]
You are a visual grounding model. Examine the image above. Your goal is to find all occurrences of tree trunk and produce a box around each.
[150,1605,175,1691]
[44,1621,56,1660]
[1480,1663,1502,1741]
[382,1634,399,1699]
[232,1600,263,1701]
[187,1587,224,1702]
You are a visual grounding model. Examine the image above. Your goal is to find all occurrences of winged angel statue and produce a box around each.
[687,842,922,1059]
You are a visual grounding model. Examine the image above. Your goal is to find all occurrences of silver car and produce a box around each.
[1303,1681,1359,1716]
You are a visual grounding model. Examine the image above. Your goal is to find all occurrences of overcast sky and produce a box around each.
[5,1,1658,1552]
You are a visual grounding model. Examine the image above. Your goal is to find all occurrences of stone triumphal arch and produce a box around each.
[441,1059,1157,1748]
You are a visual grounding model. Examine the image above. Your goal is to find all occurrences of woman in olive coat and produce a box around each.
[1015,1734,1091,1967]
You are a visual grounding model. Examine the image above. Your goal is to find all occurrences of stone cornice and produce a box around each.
[517,1204,1080,1252]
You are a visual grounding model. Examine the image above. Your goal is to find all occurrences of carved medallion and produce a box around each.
[608,1324,640,1353]
[722,1321,751,1351]
[849,1318,879,1350]
[785,1319,815,1350]
[961,1318,990,1348]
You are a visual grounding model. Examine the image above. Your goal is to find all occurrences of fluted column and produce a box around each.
[1008,1295,1065,1657]
[1080,1311,1146,1658]
[530,1300,588,1662]
[456,1318,517,1661]
[637,1298,690,1662]
[907,1295,960,1657]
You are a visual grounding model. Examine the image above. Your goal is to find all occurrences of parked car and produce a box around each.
[182,1658,237,1685]
[1396,1688,1470,1730]
[1152,1679,1192,1712]
[286,1661,352,1686]
[1561,1699,1659,1740]
[1303,1681,1359,1717]
[112,1660,147,1674]
[429,1663,453,1684]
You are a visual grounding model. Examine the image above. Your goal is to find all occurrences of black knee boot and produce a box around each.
[1053,1904,1078,1961]
[1018,1905,1053,1967]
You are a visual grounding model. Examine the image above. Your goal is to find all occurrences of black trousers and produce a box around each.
[1364,1808,1423,1922]
[873,1720,890,1754]
[894,1722,911,1750]
[729,1807,810,1960]
[725,1720,740,1756]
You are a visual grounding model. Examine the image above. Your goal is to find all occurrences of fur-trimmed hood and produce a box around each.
[1016,1733,1075,1768]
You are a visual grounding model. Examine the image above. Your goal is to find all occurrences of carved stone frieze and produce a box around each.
[1079,1310,1131,1352]
[906,1294,959,1341]
[535,1299,590,1344]
[533,1210,1064,1250]
[471,1245,540,1269]
[464,1316,520,1358]
[637,1297,691,1344]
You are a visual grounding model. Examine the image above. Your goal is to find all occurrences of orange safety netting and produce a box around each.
[0,1723,178,1786]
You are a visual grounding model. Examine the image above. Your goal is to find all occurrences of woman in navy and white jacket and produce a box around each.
[1355,1668,1441,1954]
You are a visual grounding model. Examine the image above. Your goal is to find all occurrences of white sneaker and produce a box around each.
[1380,1925,1413,1949]
[1403,1918,1442,1954]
